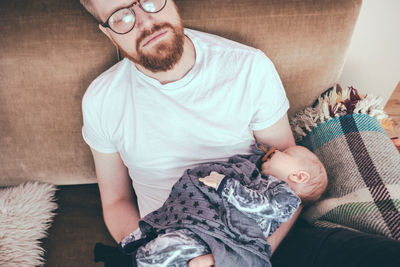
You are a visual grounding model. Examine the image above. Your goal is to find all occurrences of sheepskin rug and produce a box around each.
[0,182,57,266]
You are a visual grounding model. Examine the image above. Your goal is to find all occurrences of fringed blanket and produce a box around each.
[291,86,400,240]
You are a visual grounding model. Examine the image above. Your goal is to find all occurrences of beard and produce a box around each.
[121,22,185,73]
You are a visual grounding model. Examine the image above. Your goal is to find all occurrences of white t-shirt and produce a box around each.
[82,29,289,217]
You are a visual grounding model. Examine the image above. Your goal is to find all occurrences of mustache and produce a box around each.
[136,22,175,48]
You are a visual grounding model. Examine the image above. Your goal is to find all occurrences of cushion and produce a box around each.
[0,0,362,186]
[0,182,57,266]
[291,85,400,240]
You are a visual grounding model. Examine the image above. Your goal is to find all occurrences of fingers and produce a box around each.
[188,254,215,267]
[260,161,270,175]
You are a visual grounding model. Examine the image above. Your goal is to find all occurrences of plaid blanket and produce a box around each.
[300,113,400,240]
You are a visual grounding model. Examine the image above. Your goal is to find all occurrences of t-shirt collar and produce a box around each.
[132,29,201,91]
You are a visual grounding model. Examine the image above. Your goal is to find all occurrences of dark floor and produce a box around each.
[42,184,115,267]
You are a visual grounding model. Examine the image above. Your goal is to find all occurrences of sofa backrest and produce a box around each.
[0,0,361,185]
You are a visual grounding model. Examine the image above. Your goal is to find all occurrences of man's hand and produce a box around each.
[267,206,302,254]
[188,254,215,267]
[199,171,225,189]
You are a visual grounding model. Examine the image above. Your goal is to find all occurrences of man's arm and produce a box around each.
[253,114,295,151]
[254,113,297,253]
[253,115,296,150]
[267,206,302,253]
[90,148,141,243]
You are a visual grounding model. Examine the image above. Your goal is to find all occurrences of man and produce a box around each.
[80,0,298,265]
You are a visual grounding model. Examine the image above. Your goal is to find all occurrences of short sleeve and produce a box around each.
[81,85,118,154]
[249,51,289,131]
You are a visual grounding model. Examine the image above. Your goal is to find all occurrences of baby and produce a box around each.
[96,144,327,267]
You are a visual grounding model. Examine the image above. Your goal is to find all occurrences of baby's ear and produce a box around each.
[288,171,310,184]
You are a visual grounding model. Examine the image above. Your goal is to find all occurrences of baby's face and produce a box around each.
[262,146,306,183]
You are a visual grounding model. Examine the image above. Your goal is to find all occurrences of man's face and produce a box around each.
[95,0,185,72]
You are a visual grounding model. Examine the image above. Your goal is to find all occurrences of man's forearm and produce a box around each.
[253,114,296,151]
[266,206,302,254]
[103,199,141,243]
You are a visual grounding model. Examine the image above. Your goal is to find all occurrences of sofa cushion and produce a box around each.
[177,0,362,116]
[0,0,117,186]
[0,0,361,185]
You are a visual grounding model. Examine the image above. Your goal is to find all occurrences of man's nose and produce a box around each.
[132,4,155,30]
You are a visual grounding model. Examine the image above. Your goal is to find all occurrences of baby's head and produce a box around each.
[262,145,328,204]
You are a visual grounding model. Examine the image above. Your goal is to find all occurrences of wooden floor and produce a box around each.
[385,82,400,138]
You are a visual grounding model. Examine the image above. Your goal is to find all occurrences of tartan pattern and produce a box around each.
[300,113,385,150]
[301,114,400,240]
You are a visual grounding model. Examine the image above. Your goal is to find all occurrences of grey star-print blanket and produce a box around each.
[137,144,279,266]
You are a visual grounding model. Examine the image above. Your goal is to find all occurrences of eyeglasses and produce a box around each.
[102,0,168,35]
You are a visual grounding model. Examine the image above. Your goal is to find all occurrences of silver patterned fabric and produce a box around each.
[136,229,209,267]
[221,176,300,237]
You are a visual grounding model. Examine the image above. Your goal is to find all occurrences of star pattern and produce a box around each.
[141,148,274,259]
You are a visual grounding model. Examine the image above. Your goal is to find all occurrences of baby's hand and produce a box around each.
[261,161,269,176]
[199,171,225,189]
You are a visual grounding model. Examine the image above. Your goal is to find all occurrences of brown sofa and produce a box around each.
[0,0,366,266]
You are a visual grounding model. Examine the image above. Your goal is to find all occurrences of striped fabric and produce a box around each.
[301,114,400,240]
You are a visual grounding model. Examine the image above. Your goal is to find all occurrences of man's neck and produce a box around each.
[136,36,196,85]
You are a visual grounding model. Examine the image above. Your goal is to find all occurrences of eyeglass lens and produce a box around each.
[108,0,166,34]
[109,9,136,34]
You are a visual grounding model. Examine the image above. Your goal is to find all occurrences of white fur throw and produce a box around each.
[0,182,57,266]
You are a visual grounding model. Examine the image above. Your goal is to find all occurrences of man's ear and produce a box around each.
[98,24,119,48]
[288,171,310,184]
[99,24,112,39]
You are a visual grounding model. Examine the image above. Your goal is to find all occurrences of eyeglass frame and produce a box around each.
[101,0,168,35]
